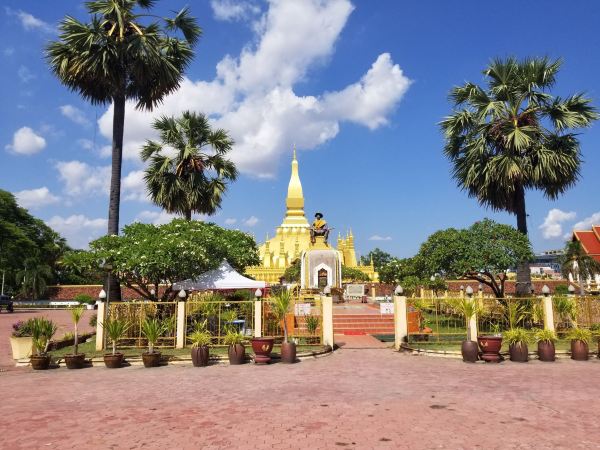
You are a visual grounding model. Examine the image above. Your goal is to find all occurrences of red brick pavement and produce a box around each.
[0,340,599,449]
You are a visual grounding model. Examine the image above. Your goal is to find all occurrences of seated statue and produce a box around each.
[310,212,330,244]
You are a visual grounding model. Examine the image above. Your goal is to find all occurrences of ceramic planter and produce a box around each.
[142,352,161,368]
[461,340,479,363]
[570,340,589,361]
[30,354,51,370]
[537,341,555,362]
[477,336,503,363]
[509,343,528,362]
[191,346,209,367]
[64,353,86,369]
[104,353,124,368]
[281,341,297,363]
[251,337,274,364]
[10,336,33,360]
[228,344,245,365]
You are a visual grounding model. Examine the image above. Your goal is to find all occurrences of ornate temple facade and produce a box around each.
[245,150,378,284]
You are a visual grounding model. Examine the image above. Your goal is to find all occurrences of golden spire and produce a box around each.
[282,147,309,227]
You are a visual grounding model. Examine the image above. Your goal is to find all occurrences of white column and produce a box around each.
[176,300,186,349]
[95,301,106,351]
[467,296,478,342]
[254,300,262,337]
[321,295,334,348]
[542,295,555,332]
[394,295,408,351]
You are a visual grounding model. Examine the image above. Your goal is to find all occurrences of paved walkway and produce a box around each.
[1,342,599,449]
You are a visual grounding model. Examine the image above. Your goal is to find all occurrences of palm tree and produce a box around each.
[561,240,600,295]
[47,0,201,299]
[141,111,237,220]
[16,258,53,299]
[441,57,597,295]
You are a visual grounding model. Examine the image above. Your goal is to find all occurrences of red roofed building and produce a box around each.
[573,225,600,264]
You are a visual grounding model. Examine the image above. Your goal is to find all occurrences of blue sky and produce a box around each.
[1,0,599,258]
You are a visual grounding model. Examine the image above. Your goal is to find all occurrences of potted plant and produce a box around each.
[188,328,212,367]
[64,305,86,369]
[534,329,557,362]
[477,323,503,363]
[271,290,295,363]
[30,317,57,370]
[101,317,129,368]
[224,329,246,365]
[590,324,600,359]
[504,328,529,362]
[74,294,96,310]
[305,316,320,344]
[10,319,34,360]
[568,327,592,361]
[453,298,479,363]
[141,317,166,368]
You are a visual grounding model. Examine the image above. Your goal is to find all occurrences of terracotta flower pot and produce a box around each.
[461,340,479,363]
[104,353,124,368]
[537,341,555,362]
[30,354,51,370]
[477,336,503,363]
[64,353,86,369]
[191,346,209,367]
[251,337,274,364]
[281,341,297,363]
[228,344,245,365]
[509,343,528,362]
[570,340,589,361]
[142,351,161,368]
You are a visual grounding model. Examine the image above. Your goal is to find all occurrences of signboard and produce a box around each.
[294,303,312,316]
[379,302,394,315]
[346,284,365,296]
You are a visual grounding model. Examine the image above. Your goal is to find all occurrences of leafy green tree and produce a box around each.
[561,240,600,295]
[141,111,237,220]
[15,257,53,299]
[417,219,533,298]
[341,266,370,282]
[282,259,301,283]
[47,1,201,299]
[441,57,597,295]
[360,248,393,271]
[65,219,259,301]
[378,257,419,285]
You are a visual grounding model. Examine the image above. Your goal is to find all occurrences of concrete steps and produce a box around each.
[332,314,395,335]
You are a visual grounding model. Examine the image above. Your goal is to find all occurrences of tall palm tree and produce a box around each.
[47,0,201,299]
[441,57,597,295]
[561,240,600,295]
[16,258,53,300]
[141,111,237,220]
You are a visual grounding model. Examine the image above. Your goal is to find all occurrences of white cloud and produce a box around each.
[60,105,91,127]
[369,235,392,241]
[122,170,149,202]
[244,216,259,227]
[55,160,110,197]
[6,8,55,33]
[97,0,410,178]
[77,139,94,150]
[135,210,179,225]
[5,126,46,155]
[46,215,107,249]
[224,218,237,225]
[539,208,576,239]
[14,187,60,209]
[17,65,35,83]
[570,212,600,234]
[211,0,260,22]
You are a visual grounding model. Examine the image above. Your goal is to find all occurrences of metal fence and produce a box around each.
[262,297,322,345]
[107,301,177,348]
[185,299,255,346]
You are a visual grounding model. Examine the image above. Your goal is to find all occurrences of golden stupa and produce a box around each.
[245,149,378,283]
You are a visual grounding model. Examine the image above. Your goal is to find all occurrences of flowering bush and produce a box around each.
[12,319,33,337]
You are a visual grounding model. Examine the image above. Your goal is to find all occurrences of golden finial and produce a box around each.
[293,144,297,161]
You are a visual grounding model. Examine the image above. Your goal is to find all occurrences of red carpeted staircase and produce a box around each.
[332,314,395,335]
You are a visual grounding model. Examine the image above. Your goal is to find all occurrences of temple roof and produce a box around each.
[281,148,309,228]
[573,227,600,263]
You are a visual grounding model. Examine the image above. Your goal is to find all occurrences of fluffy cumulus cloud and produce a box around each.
[5,126,46,155]
[55,160,110,197]
[122,170,149,202]
[5,8,55,33]
[97,0,410,177]
[211,0,260,22]
[135,210,179,225]
[539,208,577,239]
[60,105,91,127]
[369,235,392,241]
[571,212,600,234]
[46,215,107,249]
[224,218,237,225]
[14,187,60,209]
[17,65,35,83]
[244,216,259,227]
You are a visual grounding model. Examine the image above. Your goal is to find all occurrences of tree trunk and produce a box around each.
[107,94,126,302]
[184,209,192,221]
[514,184,531,296]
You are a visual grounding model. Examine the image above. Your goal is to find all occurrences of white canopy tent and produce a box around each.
[173,260,267,291]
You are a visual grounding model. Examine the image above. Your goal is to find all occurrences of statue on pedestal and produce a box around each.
[310,212,330,245]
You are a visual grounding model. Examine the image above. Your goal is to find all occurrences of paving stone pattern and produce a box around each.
[1,333,599,449]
